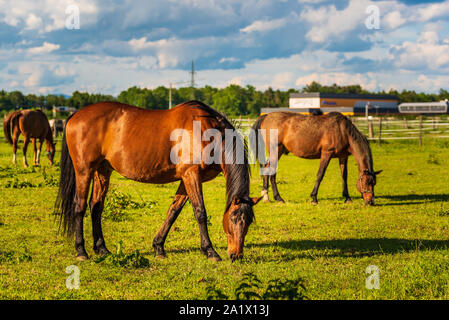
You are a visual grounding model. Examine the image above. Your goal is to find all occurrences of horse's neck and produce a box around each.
[223,163,250,204]
[349,138,371,174]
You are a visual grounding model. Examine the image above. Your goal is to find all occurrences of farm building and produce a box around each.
[261,92,398,115]
[398,100,449,114]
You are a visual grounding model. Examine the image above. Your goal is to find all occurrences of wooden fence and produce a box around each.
[233,115,449,146]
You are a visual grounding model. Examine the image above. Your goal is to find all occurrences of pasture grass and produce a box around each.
[1,132,449,300]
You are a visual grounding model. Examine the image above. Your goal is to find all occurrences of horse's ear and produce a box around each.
[251,196,262,206]
[374,170,382,175]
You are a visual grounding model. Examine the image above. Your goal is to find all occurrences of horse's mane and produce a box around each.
[329,112,373,171]
[182,100,252,215]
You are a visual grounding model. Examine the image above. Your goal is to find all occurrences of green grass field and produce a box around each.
[1,130,449,300]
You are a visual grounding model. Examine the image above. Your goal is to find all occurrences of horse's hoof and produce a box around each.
[262,198,270,203]
[275,198,285,203]
[76,255,89,261]
[95,248,111,256]
[208,255,222,262]
[156,254,167,259]
[311,200,318,205]
[345,198,353,203]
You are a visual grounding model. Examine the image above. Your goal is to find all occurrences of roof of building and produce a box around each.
[398,101,448,107]
[290,92,398,100]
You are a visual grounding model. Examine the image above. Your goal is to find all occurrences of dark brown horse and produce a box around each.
[3,109,56,167]
[54,101,261,262]
[251,111,381,205]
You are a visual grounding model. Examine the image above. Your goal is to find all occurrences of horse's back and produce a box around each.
[262,111,350,159]
[18,109,51,138]
[66,101,225,183]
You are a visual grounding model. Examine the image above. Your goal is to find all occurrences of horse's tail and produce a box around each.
[3,111,21,144]
[250,114,268,166]
[54,114,77,236]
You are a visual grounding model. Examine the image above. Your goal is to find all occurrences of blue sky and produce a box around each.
[0,0,448,95]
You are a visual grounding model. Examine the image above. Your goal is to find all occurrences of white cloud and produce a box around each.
[240,18,287,33]
[295,72,378,91]
[25,13,43,30]
[0,0,99,33]
[300,0,370,43]
[219,57,239,63]
[391,28,449,71]
[384,11,406,30]
[28,42,60,55]
[412,1,449,22]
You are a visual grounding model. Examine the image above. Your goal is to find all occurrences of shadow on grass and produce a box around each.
[378,194,449,202]
[319,193,449,206]
[247,238,449,261]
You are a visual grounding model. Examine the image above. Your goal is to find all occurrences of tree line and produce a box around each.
[1,82,449,117]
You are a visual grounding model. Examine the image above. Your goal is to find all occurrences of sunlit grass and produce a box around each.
[1,130,449,299]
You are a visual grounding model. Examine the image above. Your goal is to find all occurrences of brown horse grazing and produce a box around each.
[3,110,56,167]
[251,112,381,205]
[54,101,261,262]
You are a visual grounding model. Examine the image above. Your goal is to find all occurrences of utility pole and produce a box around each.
[189,60,196,100]
[169,82,173,109]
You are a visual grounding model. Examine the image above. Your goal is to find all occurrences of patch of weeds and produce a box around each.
[206,284,228,300]
[206,272,307,300]
[103,189,155,221]
[42,168,59,187]
[3,177,41,188]
[0,247,32,264]
[437,203,449,217]
[427,154,440,165]
[94,240,150,268]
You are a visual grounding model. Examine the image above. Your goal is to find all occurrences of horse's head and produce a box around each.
[46,141,56,166]
[357,169,382,205]
[223,196,261,261]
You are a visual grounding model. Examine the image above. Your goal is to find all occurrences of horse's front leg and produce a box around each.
[153,181,188,258]
[339,157,352,203]
[182,168,221,261]
[310,153,332,204]
[37,139,43,165]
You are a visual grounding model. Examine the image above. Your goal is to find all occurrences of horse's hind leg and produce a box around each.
[261,165,270,202]
[32,139,37,165]
[74,171,93,260]
[22,136,30,168]
[182,167,221,261]
[12,132,20,165]
[270,149,285,203]
[270,173,285,203]
[339,157,352,203]
[310,153,332,204]
[89,164,112,256]
[153,181,188,258]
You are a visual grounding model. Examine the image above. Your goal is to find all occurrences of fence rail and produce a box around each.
[232,115,449,146]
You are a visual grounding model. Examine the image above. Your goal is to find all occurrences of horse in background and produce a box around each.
[3,109,56,167]
[251,111,381,205]
[49,119,65,138]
